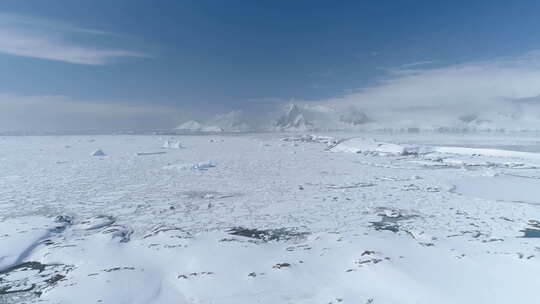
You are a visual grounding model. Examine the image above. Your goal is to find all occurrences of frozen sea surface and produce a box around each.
[454,175,540,205]
[1,133,540,303]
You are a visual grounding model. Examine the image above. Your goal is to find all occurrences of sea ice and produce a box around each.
[163,139,183,149]
[2,134,540,303]
[90,149,106,156]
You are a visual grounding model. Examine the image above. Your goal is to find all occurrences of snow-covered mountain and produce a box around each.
[339,106,370,126]
[172,96,540,134]
[209,110,252,132]
[275,104,310,130]
[272,103,373,131]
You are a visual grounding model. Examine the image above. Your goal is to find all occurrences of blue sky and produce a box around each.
[1,1,540,131]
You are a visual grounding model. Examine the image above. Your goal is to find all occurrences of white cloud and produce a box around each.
[309,51,540,128]
[0,14,148,65]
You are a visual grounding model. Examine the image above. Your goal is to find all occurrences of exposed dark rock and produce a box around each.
[370,209,418,233]
[177,272,213,279]
[272,263,291,269]
[0,262,71,297]
[228,227,309,242]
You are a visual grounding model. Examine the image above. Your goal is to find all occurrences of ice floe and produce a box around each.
[281,134,337,145]
[136,151,166,156]
[163,161,216,171]
[162,139,183,149]
[90,149,105,157]
[330,137,415,156]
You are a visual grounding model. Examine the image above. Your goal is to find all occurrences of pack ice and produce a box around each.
[1,133,540,304]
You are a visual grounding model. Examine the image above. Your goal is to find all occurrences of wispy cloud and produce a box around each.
[341,52,540,108]
[399,60,436,68]
[0,13,148,65]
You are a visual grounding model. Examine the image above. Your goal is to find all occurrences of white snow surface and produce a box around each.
[330,137,412,156]
[1,133,540,303]
[162,139,183,149]
[175,121,224,133]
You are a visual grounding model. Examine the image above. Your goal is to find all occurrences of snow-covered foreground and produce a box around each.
[1,133,540,303]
